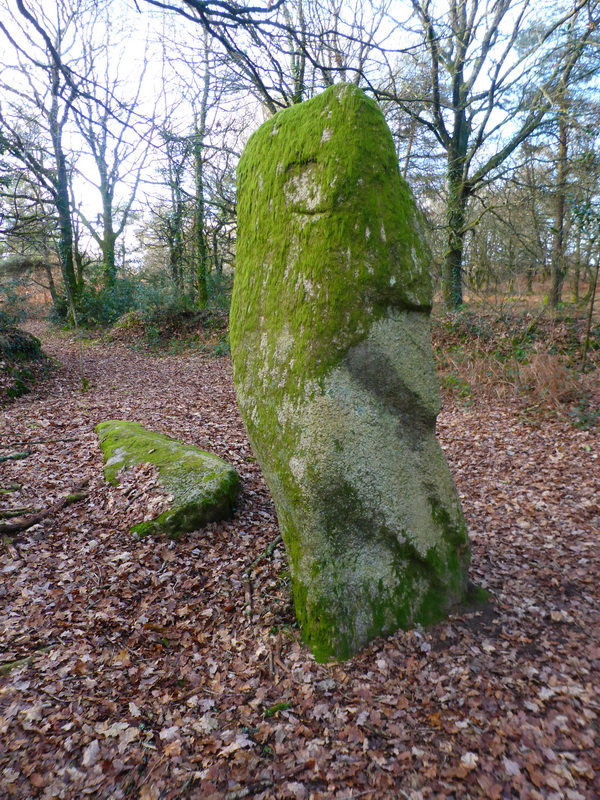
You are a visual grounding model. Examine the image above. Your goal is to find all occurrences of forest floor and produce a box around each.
[0,320,598,800]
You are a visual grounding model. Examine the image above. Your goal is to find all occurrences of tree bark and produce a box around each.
[572,228,582,302]
[52,138,78,301]
[550,100,569,307]
[193,119,209,308]
[49,64,79,304]
[444,158,468,308]
[100,173,118,289]
[194,41,211,309]
[169,197,185,291]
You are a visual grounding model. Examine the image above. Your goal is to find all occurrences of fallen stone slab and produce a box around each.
[96,420,239,538]
[230,83,472,662]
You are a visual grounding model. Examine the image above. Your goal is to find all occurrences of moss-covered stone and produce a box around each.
[96,421,239,538]
[230,84,471,662]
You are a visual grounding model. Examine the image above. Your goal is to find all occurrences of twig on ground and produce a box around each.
[243,534,283,620]
[1,437,79,447]
[0,451,30,463]
[225,764,307,799]
[0,483,21,493]
[225,781,274,799]
[244,577,253,616]
[0,656,32,676]
[0,479,89,535]
[244,533,283,575]
[0,507,40,518]
[0,644,57,676]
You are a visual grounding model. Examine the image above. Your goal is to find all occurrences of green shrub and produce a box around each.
[74,279,137,327]
[0,280,27,326]
[50,266,233,331]
[0,328,50,402]
[212,333,230,357]
[133,277,196,329]
[206,272,232,310]
[0,328,44,361]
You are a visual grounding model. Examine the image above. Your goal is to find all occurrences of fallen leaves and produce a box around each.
[0,323,598,799]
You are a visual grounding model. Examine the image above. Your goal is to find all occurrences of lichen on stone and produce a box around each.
[230,84,472,662]
[96,420,239,539]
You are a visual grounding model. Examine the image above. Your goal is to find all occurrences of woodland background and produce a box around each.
[1,0,599,798]
[0,0,599,319]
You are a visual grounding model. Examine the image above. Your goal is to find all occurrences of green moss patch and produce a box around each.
[96,420,239,538]
[231,83,431,399]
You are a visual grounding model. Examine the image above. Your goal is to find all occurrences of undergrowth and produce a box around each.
[48,272,233,356]
[0,327,51,403]
[109,307,229,356]
[432,309,599,428]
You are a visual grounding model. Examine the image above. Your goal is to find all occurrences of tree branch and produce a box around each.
[0,479,89,535]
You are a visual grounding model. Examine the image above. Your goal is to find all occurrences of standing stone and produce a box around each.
[230,84,471,662]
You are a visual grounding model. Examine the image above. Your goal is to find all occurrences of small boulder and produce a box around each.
[96,420,239,538]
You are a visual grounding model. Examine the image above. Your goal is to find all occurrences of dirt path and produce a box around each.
[0,326,598,799]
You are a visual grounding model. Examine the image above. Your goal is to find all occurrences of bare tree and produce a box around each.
[73,12,154,289]
[0,0,103,304]
[142,0,392,110]
[0,159,62,303]
[377,0,599,308]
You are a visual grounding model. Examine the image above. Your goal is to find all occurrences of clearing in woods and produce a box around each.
[0,321,598,799]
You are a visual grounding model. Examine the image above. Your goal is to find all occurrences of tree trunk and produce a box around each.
[549,101,569,307]
[443,162,468,309]
[193,47,211,309]
[49,66,78,304]
[55,157,78,302]
[101,190,117,289]
[101,238,116,289]
[579,244,597,304]
[169,199,184,291]
[581,258,599,367]
[572,228,581,303]
[212,227,222,274]
[284,0,306,104]
[194,32,210,308]
[193,120,209,309]
[526,262,535,295]
[44,263,59,306]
